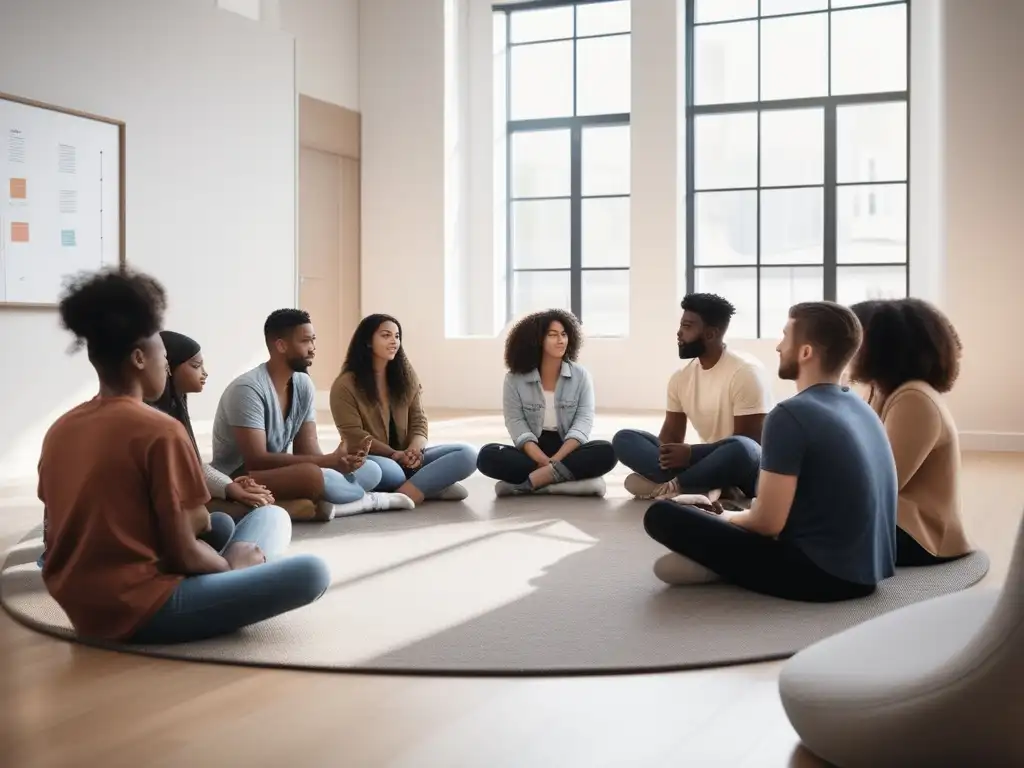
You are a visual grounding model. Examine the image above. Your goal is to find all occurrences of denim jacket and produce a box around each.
[502,360,596,448]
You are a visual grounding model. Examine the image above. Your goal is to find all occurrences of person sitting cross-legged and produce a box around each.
[613,293,773,502]
[644,301,898,603]
[849,298,973,566]
[476,309,617,497]
[330,314,478,504]
[38,267,330,645]
[211,309,414,522]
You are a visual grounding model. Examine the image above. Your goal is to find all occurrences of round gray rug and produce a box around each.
[0,488,991,676]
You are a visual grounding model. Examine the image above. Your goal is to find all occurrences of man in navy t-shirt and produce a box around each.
[643,301,898,602]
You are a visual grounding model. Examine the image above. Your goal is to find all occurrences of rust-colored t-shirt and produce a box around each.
[38,396,211,641]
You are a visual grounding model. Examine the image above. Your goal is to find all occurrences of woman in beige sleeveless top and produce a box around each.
[849,298,972,565]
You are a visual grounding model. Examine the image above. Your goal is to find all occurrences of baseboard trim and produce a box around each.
[958,431,1024,453]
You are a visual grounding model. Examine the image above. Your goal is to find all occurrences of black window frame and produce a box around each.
[683,0,912,338]
[494,0,632,328]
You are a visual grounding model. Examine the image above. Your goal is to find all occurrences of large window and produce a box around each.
[494,0,631,337]
[684,0,909,339]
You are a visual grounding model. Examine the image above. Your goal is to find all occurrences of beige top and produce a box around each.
[666,348,773,443]
[869,381,972,558]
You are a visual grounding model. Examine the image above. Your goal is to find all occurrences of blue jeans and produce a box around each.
[367,443,478,498]
[321,461,382,504]
[129,505,331,645]
[611,429,761,498]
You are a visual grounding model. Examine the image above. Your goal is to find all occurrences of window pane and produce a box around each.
[760,267,823,337]
[837,102,907,183]
[694,191,757,266]
[513,269,571,316]
[576,0,631,36]
[694,112,758,190]
[831,5,907,95]
[761,188,824,265]
[837,184,906,264]
[761,0,827,14]
[582,125,630,196]
[836,265,907,305]
[760,13,828,101]
[694,21,758,106]
[694,267,758,339]
[760,108,824,187]
[576,35,631,116]
[582,269,630,337]
[511,41,573,120]
[512,200,570,269]
[582,197,630,268]
[694,0,757,23]
[512,130,571,198]
[509,6,573,44]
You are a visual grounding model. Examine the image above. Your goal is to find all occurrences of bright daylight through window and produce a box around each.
[685,0,910,339]
[493,0,632,338]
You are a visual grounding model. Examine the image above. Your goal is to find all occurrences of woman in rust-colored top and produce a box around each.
[37,267,330,644]
[849,298,972,566]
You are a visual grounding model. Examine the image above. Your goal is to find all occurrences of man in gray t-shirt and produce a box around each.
[211,362,316,477]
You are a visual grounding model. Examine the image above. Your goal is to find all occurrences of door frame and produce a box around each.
[297,94,361,406]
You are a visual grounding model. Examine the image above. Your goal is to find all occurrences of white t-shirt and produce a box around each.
[542,389,558,430]
[666,348,773,443]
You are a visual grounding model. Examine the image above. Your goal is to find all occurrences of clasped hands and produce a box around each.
[391,444,424,470]
[225,476,275,508]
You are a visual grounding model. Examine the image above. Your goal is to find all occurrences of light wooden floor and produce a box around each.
[2,411,1021,768]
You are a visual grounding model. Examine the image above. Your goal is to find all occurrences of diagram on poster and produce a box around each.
[1,95,122,306]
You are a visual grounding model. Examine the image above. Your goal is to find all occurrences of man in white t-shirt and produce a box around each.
[612,293,773,500]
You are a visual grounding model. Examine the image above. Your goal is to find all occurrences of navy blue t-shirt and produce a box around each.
[761,384,897,585]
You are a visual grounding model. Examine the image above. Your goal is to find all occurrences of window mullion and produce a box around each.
[823,104,837,302]
[571,123,583,319]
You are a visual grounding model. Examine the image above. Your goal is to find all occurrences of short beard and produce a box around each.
[678,340,706,360]
[287,356,310,373]
[778,360,799,381]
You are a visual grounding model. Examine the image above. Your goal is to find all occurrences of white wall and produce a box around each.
[942,0,1024,448]
[279,0,360,109]
[362,0,1015,431]
[0,0,297,484]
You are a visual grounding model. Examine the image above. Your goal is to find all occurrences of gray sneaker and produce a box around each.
[432,483,469,501]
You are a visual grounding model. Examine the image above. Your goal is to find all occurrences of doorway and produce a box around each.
[297,95,361,394]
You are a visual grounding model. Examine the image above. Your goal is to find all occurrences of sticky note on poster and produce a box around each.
[9,177,27,200]
[61,229,76,247]
[11,221,29,243]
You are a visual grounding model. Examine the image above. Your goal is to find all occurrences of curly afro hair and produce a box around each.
[503,308,583,374]
[58,266,168,373]
[849,298,962,395]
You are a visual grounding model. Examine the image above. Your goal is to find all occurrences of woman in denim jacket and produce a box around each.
[476,309,617,496]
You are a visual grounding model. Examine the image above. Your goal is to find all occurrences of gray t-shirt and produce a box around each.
[211,363,317,476]
[761,384,898,586]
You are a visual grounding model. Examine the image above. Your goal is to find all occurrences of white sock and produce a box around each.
[331,492,415,517]
[653,553,721,586]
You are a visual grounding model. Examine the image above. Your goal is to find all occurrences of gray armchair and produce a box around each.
[779,513,1024,767]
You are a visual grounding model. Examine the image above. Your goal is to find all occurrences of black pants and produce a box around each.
[896,526,965,566]
[643,500,876,603]
[477,430,618,484]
